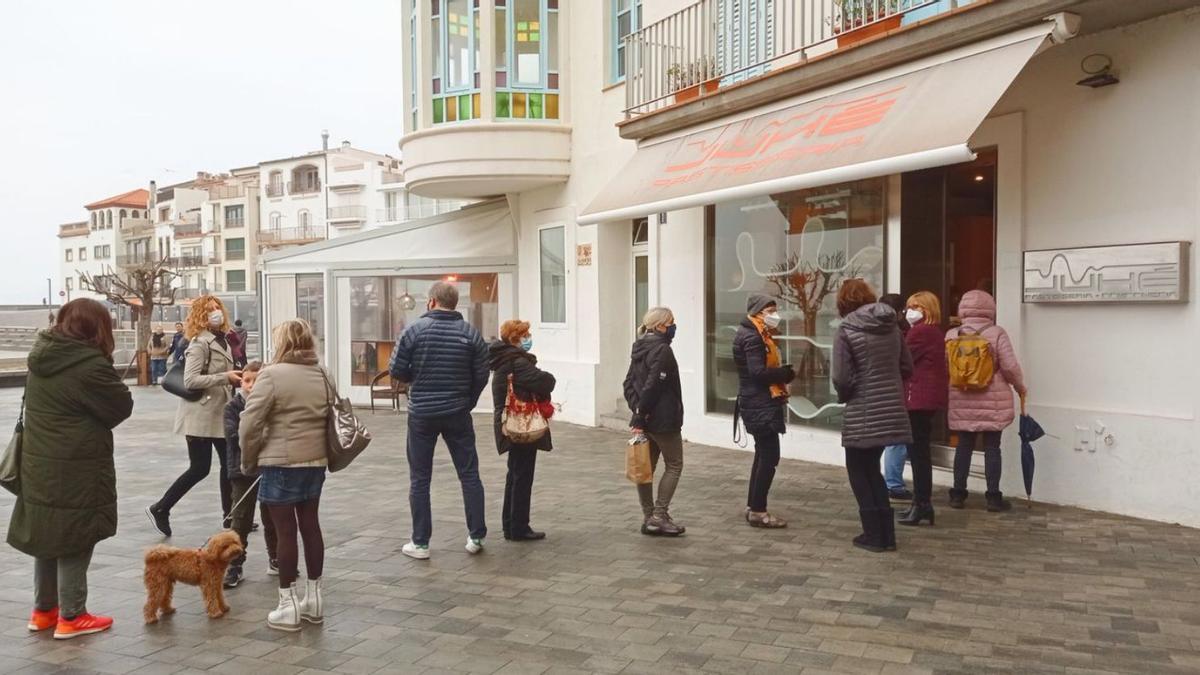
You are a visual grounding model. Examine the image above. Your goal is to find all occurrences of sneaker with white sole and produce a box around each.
[402,542,430,560]
[267,558,279,576]
[465,537,484,554]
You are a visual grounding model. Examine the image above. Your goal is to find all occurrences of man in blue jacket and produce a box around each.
[390,281,490,560]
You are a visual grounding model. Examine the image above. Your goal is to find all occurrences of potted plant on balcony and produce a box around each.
[667,56,722,105]
[831,0,903,48]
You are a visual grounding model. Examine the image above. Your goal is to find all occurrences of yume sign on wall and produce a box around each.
[1023,242,1190,303]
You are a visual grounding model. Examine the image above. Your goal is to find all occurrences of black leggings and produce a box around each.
[157,436,230,516]
[267,498,324,588]
[747,432,781,512]
[845,447,889,511]
[908,411,935,505]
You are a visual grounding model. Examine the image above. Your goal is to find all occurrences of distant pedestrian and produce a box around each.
[390,281,490,559]
[222,361,278,588]
[9,299,133,639]
[732,294,795,528]
[623,307,686,536]
[897,291,948,527]
[946,290,1026,512]
[878,294,913,502]
[240,320,329,632]
[148,326,169,385]
[167,322,187,364]
[230,319,249,368]
[832,280,912,553]
[146,296,242,538]
[489,319,556,541]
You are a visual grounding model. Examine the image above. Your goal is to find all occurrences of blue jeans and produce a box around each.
[151,358,167,384]
[883,444,908,491]
[406,411,487,545]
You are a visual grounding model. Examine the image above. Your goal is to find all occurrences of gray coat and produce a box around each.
[173,330,235,438]
[832,303,913,449]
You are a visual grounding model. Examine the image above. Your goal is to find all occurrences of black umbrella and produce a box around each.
[1019,398,1046,506]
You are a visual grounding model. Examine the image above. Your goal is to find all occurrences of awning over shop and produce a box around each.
[579,22,1056,225]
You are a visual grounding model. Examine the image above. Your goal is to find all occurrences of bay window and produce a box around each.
[495,0,559,120]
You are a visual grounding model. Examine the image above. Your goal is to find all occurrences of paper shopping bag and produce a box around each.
[625,436,653,485]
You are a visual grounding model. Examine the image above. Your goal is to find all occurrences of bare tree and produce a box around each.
[80,257,178,385]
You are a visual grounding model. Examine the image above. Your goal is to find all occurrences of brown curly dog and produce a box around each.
[143,530,243,624]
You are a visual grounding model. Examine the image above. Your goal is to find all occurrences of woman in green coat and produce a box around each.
[8,299,133,639]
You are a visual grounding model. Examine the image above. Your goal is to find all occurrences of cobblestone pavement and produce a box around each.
[0,387,1198,675]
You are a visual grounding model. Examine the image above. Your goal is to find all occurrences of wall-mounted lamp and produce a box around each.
[1077,54,1119,88]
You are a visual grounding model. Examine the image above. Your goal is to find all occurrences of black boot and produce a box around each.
[879,508,897,551]
[898,502,935,526]
[948,489,967,510]
[985,492,1012,512]
[853,509,886,553]
[145,504,172,537]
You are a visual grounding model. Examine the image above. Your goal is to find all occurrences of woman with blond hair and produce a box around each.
[622,307,685,536]
[147,296,241,538]
[240,319,329,631]
[897,291,949,526]
[488,319,556,541]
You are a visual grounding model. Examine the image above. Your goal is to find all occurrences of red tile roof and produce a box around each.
[85,188,149,210]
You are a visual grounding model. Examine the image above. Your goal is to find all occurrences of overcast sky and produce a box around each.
[0,0,401,305]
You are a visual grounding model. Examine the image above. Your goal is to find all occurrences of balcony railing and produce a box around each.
[174,222,204,238]
[121,217,155,236]
[376,200,471,224]
[258,226,324,246]
[288,180,321,195]
[265,183,285,198]
[624,0,944,117]
[225,217,246,228]
[58,222,89,237]
[225,249,246,261]
[381,172,404,185]
[116,253,160,267]
[207,184,246,200]
[328,205,367,221]
[171,255,205,269]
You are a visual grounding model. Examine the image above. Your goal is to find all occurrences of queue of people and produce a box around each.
[6,278,1027,638]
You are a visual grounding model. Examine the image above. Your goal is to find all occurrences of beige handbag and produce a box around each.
[501,375,549,444]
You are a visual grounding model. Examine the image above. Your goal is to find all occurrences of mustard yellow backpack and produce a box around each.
[946,327,995,391]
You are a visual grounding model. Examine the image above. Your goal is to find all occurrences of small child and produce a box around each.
[223,362,278,588]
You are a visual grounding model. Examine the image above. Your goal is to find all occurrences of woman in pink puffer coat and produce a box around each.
[945,290,1026,512]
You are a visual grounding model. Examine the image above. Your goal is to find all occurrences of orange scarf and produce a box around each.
[749,315,789,400]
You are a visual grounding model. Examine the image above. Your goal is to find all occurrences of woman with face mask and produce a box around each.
[146,296,243,538]
[897,291,949,526]
[622,307,685,536]
[733,295,796,528]
[488,320,556,541]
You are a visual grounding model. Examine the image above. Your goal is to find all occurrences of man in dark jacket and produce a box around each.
[167,322,187,363]
[390,281,490,559]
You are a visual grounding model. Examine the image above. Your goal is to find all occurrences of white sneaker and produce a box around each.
[465,537,484,554]
[299,578,323,624]
[402,542,430,560]
[267,585,301,632]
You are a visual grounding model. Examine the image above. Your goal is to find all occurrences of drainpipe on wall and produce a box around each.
[322,130,330,241]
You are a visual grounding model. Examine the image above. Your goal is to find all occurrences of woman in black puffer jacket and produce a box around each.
[489,319,556,542]
[732,294,795,528]
[832,280,913,554]
[623,307,685,537]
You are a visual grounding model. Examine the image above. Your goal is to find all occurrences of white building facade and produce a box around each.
[265,0,1200,527]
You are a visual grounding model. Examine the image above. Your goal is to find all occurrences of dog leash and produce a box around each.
[221,476,262,530]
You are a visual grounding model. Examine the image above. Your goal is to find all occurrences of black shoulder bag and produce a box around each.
[162,341,213,401]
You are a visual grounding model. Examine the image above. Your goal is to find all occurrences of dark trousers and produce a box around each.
[747,432,781,512]
[407,411,487,545]
[845,447,889,510]
[157,436,231,516]
[502,447,538,536]
[908,411,935,505]
[953,431,1004,494]
[266,499,323,588]
[636,431,684,518]
[34,546,94,619]
[228,476,277,566]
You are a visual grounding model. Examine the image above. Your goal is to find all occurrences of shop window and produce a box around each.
[296,274,325,354]
[350,274,500,385]
[705,178,887,431]
[611,0,642,83]
[539,226,566,324]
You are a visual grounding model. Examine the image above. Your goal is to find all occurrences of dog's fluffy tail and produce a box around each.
[144,545,174,563]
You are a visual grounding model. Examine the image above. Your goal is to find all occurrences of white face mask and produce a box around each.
[905,308,924,325]
[763,312,782,329]
[208,310,224,327]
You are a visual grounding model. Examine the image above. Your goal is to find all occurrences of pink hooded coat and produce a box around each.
[945,291,1026,432]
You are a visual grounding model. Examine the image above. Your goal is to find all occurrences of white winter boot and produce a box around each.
[267,584,301,632]
[299,578,323,624]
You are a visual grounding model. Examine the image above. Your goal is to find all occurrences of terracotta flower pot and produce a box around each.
[835,14,902,48]
[673,78,721,105]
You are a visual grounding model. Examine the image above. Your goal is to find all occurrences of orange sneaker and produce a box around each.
[53,613,112,640]
[27,607,58,632]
